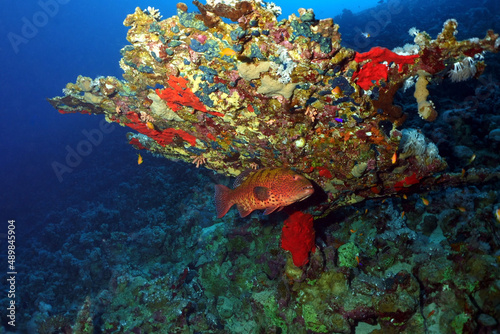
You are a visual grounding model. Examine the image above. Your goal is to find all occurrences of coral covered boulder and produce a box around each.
[48,1,500,214]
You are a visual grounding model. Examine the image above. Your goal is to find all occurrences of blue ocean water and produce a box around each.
[0,0,499,332]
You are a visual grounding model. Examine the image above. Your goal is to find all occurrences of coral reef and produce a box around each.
[48,0,500,216]
[21,1,500,333]
[13,173,500,332]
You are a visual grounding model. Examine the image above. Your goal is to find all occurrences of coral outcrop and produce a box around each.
[48,1,500,216]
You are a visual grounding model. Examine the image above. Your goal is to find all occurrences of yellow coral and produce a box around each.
[414,70,437,121]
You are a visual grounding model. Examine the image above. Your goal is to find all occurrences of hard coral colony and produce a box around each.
[46,1,500,332]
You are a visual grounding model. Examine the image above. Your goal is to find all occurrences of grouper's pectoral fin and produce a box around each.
[263,206,281,215]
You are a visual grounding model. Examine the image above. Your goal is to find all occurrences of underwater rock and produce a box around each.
[489,128,500,142]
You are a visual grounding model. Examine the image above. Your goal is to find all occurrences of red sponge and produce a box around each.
[352,47,419,90]
[281,211,316,267]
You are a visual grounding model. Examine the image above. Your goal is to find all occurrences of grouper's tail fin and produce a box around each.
[214,184,234,218]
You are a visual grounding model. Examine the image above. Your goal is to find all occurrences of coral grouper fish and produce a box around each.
[215,168,314,218]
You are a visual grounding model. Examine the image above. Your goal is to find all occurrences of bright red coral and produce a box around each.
[394,172,421,192]
[156,75,204,112]
[207,133,216,141]
[281,211,316,267]
[156,75,224,117]
[128,138,147,150]
[123,112,197,146]
[352,47,419,90]
[317,166,333,179]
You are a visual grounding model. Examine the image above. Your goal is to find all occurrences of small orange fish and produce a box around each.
[391,152,397,164]
[220,47,236,58]
[427,310,435,318]
[332,86,342,96]
[421,197,429,206]
[214,168,314,218]
[146,121,155,130]
[403,194,408,200]
[457,206,466,212]
[496,208,500,223]
[401,211,405,218]
[137,153,143,165]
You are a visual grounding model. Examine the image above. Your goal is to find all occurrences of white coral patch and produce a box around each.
[403,75,417,92]
[270,46,297,84]
[448,57,477,82]
[408,27,420,37]
[393,43,419,56]
[146,6,162,20]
